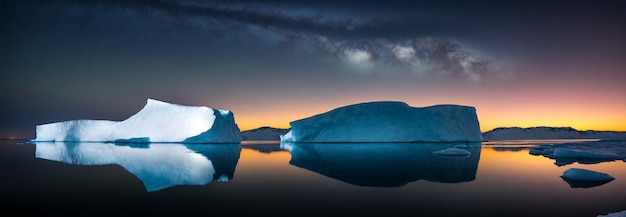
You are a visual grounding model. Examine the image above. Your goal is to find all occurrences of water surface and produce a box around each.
[1,140,625,216]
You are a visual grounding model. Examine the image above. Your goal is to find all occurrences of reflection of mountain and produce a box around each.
[282,143,481,187]
[490,147,530,152]
[242,143,285,154]
[33,142,241,192]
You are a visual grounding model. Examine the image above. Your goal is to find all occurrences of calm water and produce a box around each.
[1,139,625,216]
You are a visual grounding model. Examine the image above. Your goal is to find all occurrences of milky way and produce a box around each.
[1,0,625,138]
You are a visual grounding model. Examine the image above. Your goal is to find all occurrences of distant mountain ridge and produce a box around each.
[482,127,626,141]
[240,126,290,140]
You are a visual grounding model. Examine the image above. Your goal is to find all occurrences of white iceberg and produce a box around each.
[433,147,471,156]
[561,168,614,181]
[33,99,241,143]
[280,101,481,143]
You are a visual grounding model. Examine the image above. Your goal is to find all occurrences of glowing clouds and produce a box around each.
[343,48,372,63]
[391,45,416,61]
[342,48,374,70]
[314,36,494,80]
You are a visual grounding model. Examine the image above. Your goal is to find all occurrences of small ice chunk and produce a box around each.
[561,168,614,181]
[433,148,471,156]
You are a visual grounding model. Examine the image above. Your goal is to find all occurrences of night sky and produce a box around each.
[2,0,626,139]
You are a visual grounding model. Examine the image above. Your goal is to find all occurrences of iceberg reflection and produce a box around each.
[281,142,481,187]
[32,142,241,192]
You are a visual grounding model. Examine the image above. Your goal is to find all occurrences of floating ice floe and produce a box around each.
[529,141,626,166]
[33,99,241,143]
[280,101,481,143]
[562,168,614,181]
[561,168,615,188]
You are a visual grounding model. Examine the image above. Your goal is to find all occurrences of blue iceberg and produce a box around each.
[280,102,481,143]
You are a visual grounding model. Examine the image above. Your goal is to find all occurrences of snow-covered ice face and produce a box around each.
[33,98,241,143]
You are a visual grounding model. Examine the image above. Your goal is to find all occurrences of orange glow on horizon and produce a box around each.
[233,102,626,132]
[210,78,626,132]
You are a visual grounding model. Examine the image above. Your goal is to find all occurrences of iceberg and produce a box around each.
[33,141,241,192]
[33,99,242,143]
[280,102,481,143]
[281,142,481,187]
[561,168,614,188]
